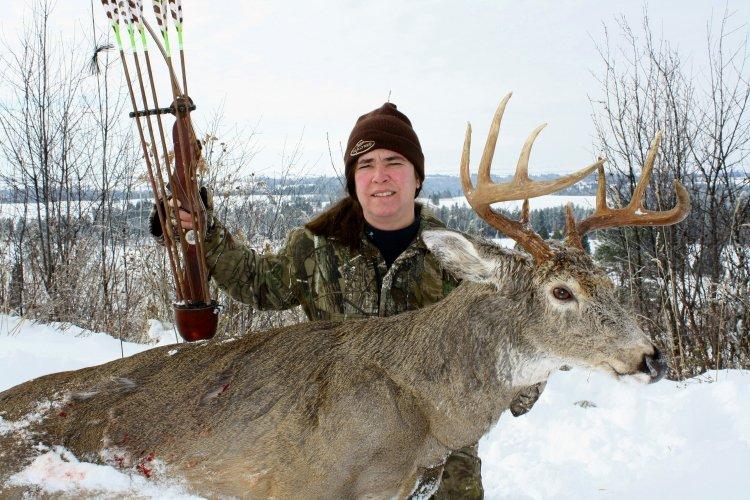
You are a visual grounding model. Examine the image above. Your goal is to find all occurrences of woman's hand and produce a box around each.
[149,187,213,240]
[168,198,198,230]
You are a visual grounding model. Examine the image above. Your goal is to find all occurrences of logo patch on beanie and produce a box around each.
[349,140,376,157]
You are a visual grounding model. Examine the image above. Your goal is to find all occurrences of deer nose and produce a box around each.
[638,347,668,383]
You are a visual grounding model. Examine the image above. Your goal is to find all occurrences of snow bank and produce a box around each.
[6,445,200,499]
[0,315,177,392]
[1,314,748,499]
[481,369,750,499]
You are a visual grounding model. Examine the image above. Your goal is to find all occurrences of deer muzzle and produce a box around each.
[639,347,668,383]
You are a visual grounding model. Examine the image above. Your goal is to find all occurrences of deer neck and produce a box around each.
[358,273,551,449]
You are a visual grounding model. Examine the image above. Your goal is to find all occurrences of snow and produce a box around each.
[6,445,201,499]
[480,369,750,499]
[0,199,146,222]
[0,315,177,391]
[1,314,749,499]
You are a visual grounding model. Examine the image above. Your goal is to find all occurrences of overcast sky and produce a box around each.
[2,1,748,178]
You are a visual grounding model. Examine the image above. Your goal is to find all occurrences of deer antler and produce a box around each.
[564,131,691,249]
[460,93,604,262]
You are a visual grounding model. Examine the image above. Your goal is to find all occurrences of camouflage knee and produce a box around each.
[431,443,483,499]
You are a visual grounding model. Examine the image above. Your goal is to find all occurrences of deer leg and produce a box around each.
[405,462,445,499]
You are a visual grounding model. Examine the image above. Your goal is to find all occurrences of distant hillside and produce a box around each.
[254,172,600,199]
[2,169,744,202]
[420,173,599,197]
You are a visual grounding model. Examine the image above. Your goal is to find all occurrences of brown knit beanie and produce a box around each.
[344,103,425,198]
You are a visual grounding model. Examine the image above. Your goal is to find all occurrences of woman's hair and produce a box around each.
[305,196,365,252]
[305,166,364,251]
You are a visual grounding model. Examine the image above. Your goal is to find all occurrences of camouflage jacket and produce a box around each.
[203,205,459,321]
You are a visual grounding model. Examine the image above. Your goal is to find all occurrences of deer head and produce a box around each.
[424,93,690,385]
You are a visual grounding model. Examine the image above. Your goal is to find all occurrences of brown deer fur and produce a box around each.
[0,233,665,498]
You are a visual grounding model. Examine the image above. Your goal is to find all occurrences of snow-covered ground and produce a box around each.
[0,315,177,391]
[1,315,748,499]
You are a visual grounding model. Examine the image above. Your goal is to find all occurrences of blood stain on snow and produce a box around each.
[136,452,156,478]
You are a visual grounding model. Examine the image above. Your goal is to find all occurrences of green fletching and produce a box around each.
[162,30,172,57]
[139,27,148,50]
[112,22,124,49]
[126,24,137,50]
[176,24,184,50]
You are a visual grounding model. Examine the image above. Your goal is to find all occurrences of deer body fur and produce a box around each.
[0,236,664,498]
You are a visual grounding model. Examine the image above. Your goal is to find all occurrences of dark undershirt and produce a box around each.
[364,212,422,269]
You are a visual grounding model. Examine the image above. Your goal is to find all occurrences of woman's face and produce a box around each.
[354,148,420,230]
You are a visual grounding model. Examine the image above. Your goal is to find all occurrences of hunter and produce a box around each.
[151,102,545,498]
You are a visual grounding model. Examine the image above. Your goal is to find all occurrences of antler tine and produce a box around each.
[460,122,474,197]
[515,123,547,185]
[520,199,530,225]
[594,162,607,211]
[473,154,604,205]
[629,131,661,211]
[563,203,583,249]
[460,94,554,262]
[568,131,691,244]
[477,92,512,184]
[565,164,607,250]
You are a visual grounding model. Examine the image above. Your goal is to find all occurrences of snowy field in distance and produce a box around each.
[422,194,597,212]
[1,315,748,499]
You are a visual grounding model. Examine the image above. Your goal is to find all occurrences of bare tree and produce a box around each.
[0,0,141,337]
[590,8,750,377]
[0,0,91,315]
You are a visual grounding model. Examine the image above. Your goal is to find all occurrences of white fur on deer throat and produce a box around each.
[499,346,566,387]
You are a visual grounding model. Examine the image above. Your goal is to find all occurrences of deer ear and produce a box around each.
[422,230,496,283]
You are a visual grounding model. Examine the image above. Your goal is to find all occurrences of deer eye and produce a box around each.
[552,286,573,301]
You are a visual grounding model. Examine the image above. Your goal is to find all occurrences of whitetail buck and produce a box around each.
[0,94,689,499]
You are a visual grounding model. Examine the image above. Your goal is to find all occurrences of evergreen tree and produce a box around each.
[581,233,591,254]
[537,211,550,239]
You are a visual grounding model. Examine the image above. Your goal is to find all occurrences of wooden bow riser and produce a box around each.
[171,102,210,304]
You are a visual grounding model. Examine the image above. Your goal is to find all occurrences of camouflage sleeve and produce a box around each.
[203,219,308,311]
